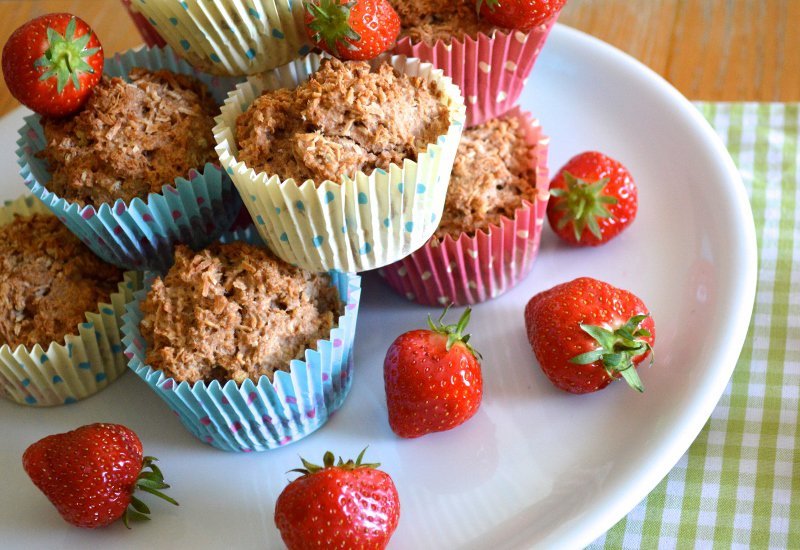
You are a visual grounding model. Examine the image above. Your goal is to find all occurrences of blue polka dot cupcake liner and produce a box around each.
[16,46,245,272]
[126,0,313,76]
[0,196,142,407]
[214,53,467,273]
[121,227,362,452]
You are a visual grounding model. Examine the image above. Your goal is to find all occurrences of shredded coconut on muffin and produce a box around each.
[0,214,123,349]
[39,68,219,205]
[236,58,451,183]
[389,0,497,43]
[140,242,343,384]
[434,114,537,240]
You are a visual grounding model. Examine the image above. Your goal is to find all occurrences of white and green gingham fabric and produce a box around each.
[589,103,800,549]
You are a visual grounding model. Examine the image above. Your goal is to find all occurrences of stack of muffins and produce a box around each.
[1,0,563,452]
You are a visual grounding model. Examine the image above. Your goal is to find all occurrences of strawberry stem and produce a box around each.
[427,306,481,359]
[33,17,100,94]
[289,448,380,477]
[569,314,653,392]
[304,0,361,57]
[122,456,178,529]
[550,172,618,241]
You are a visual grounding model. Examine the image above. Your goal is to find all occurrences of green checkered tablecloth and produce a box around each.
[589,103,799,549]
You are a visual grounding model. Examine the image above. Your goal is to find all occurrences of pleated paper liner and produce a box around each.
[17,46,244,272]
[214,53,467,273]
[122,227,362,452]
[120,0,167,48]
[0,196,141,407]
[125,0,313,76]
[380,109,550,306]
[392,17,558,126]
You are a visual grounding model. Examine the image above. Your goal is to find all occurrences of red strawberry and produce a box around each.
[547,151,638,246]
[384,307,483,438]
[22,423,177,528]
[524,277,655,394]
[274,449,400,550]
[304,0,400,60]
[476,0,566,31]
[2,13,103,117]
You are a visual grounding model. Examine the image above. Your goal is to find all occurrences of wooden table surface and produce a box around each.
[0,0,798,116]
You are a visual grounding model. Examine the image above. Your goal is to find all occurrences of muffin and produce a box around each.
[381,109,550,306]
[39,68,218,206]
[0,196,138,407]
[214,53,466,273]
[120,0,167,49]
[389,0,561,126]
[123,229,361,452]
[122,0,312,76]
[18,47,244,271]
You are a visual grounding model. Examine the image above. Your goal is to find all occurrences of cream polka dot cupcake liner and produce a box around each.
[379,109,550,306]
[392,17,558,127]
[122,227,361,452]
[213,53,467,273]
[125,0,313,76]
[0,196,141,407]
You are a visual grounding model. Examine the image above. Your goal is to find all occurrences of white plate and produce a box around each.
[0,24,756,550]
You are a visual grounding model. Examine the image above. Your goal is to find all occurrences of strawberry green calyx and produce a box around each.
[122,456,179,528]
[290,448,380,477]
[304,0,361,56]
[33,17,100,94]
[427,305,481,359]
[550,171,619,241]
[569,314,654,392]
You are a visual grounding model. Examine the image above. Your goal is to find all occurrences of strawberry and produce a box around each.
[524,277,655,394]
[304,0,400,61]
[274,449,400,550]
[476,0,566,31]
[547,151,638,246]
[2,13,103,117]
[22,423,177,528]
[384,307,483,438]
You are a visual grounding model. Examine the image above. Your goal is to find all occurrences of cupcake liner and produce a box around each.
[379,108,550,306]
[122,227,362,452]
[128,0,313,76]
[120,0,168,48]
[214,53,467,273]
[392,17,558,126]
[0,196,141,407]
[17,46,245,272]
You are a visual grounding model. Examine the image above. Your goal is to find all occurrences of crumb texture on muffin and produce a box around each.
[236,58,451,184]
[0,214,123,349]
[389,0,497,43]
[39,68,219,206]
[140,242,343,384]
[434,114,537,240]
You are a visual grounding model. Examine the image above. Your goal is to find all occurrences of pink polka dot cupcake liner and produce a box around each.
[16,46,245,272]
[121,227,361,452]
[391,17,558,127]
[0,196,141,407]
[379,109,549,306]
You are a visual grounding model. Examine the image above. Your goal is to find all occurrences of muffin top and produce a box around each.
[0,214,123,349]
[140,242,343,384]
[389,0,497,44]
[39,68,219,206]
[236,58,451,184]
[434,114,537,240]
